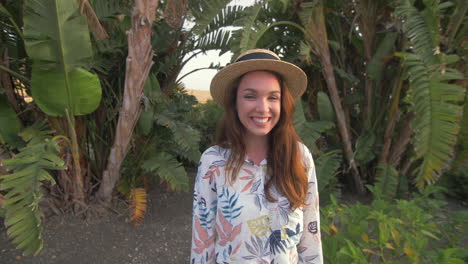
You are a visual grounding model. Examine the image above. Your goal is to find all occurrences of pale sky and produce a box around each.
[178,0,257,91]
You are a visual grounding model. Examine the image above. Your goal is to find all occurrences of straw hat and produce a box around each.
[210,49,307,107]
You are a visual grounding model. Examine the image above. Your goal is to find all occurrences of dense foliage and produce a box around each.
[0,0,466,257]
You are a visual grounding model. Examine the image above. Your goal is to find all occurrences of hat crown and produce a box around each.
[235,49,281,62]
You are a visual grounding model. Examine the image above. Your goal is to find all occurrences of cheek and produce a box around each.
[273,102,281,118]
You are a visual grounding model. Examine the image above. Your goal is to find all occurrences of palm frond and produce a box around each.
[195,28,233,53]
[77,0,108,40]
[190,0,231,35]
[315,150,342,194]
[395,0,441,65]
[0,121,65,256]
[368,163,399,201]
[141,152,189,192]
[155,114,201,163]
[129,188,147,225]
[232,3,265,55]
[399,52,464,189]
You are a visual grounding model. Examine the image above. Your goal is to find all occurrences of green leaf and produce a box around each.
[315,150,342,194]
[354,131,377,165]
[0,122,62,256]
[155,114,201,163]
[141,152,189,192]
[295,99,334,152]
[0,96,21,145]
[367,32,398,83]
[317,91,335,122]
[24,0,102,116]
[235,3,264,54]
[31,67,101,116]
[24,0,92,66]
[396,0,440,65]
[369,163,399,201]
[400,53,465,188]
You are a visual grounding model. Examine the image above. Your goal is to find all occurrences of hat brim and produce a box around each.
[210,59,307,107]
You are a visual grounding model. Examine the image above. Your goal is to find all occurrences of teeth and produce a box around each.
[253,117,269,123]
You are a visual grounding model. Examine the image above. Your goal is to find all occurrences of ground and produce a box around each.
[1,176,467,264]
[1,180,194,264]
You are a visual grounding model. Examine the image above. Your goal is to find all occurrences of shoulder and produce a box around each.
[199,145,230,166]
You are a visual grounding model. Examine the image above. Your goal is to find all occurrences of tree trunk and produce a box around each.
[0,48,20,114]
[389,113,415,168]
[358,0,377,127]
[301,1,365,193]
[97,0,159,204]
[321,55,365,194]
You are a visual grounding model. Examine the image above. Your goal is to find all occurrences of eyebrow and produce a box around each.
[241,88,281,94]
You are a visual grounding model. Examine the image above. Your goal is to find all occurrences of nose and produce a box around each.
[255,98,269,113]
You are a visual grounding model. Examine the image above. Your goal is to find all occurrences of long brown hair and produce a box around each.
[215,71,308,210]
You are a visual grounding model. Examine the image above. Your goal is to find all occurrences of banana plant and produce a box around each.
[23,0,102,203]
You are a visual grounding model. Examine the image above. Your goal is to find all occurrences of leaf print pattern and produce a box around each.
[193,216,215,254]
[239,168,255,192]
[268,223,300,255]
[218,187,243,221]
[216,209,242,246]
[191,144,323,263]
[298,247,319,263]
[203,160,226,185]
[242,236,270,263]
[197,197,216,229]
[250,179,267,210]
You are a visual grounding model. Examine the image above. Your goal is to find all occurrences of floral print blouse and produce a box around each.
[191,144,322,264]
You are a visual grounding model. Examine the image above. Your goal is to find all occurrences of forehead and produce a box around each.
[237,71,281,92]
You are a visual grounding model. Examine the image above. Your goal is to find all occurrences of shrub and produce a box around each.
[321,195,468,263]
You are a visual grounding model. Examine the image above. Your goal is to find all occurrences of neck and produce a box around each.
[244,134,269,165]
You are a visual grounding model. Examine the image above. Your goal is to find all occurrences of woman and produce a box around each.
[191,49,322,263]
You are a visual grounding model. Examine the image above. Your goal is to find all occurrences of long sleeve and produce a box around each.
[297,147,323,264]
[191,152,219,264]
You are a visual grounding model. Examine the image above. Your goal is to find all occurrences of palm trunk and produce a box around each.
[97,0,159,204]
[301,1,365,193]
[321,55,365,194]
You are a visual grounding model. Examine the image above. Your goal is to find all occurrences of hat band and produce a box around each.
[235,52,279,62]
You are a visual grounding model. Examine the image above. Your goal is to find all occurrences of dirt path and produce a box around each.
[1,182,194,264]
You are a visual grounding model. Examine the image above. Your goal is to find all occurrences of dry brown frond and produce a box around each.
[129,188,147,225]
[76,0,109,40]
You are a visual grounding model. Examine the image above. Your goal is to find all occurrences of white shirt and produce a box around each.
[191,144,322,263]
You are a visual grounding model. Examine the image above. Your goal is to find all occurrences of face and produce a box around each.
[236,71,281,140]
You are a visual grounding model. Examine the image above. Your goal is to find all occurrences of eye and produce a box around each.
[244,94,255,99]
[269,96,280,101]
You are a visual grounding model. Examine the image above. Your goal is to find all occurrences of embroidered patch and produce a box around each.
[308,221,318,234]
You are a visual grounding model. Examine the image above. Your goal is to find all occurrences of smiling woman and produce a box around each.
[190,49,323,264]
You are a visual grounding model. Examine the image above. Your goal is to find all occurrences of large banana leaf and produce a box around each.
[23,0,101,116]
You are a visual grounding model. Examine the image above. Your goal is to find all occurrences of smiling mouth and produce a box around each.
[252,117,270,124]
